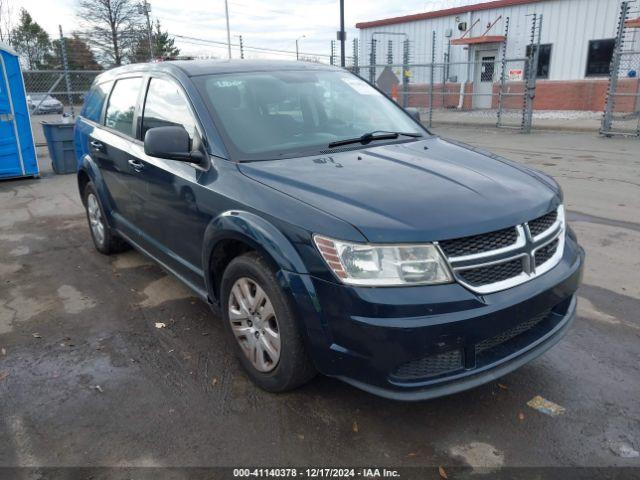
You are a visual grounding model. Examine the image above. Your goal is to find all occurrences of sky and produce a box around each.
[12,0,466,61]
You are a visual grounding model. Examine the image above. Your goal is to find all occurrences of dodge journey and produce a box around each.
[74,60,584,400]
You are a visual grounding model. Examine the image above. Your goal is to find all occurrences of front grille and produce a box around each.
[535,239,559,266]
[475,309,551,355]
[458,258,524,287]
[439,227,518,258]
[528,210,558,237]
[392,349,463,380]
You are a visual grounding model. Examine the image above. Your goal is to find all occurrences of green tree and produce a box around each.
[44,34,102,70]
[10,8,51,69]
[131,19,180,62]
[152,20,180,59]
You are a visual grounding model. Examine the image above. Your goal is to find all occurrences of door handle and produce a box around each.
[90,140,104,152]
[128,159,145,172]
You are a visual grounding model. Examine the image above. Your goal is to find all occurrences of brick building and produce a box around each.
[356,0,640,111]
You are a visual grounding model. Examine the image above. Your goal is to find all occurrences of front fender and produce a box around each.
[202,210,309,302]
[202,210,332,363]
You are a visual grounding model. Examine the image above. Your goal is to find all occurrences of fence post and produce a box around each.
[496,17,510,128]
[428,31,436,128]
[369,39,377,84]
[601,1,629,136]
[402,39,410,108]
[522,14,541,133]
[58,25,75,118]
[352,38,359,75]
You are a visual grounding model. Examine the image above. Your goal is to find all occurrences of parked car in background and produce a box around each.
[74,60,584,401]
[27,93,64,114]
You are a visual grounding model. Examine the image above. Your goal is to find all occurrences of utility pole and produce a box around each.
[338,0,346,67]
[225,0,232,59]
[138,0,154,61]
[296,35,305,61]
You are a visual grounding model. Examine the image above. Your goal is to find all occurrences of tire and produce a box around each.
[83,181,129,255]
[221,252,316,392]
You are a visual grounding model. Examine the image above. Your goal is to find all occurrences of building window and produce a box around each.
[586,39,615,77]
[525,44,552,79]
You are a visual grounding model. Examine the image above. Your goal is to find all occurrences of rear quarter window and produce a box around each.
[81,81,112,123]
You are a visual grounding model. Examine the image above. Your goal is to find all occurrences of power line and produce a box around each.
[172,33,336,59]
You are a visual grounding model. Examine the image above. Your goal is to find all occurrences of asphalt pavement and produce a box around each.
[0,126,639,472]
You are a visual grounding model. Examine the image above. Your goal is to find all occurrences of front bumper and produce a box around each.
[286,236,584,401]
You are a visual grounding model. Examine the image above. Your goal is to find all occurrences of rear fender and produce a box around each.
[77,154,116,227]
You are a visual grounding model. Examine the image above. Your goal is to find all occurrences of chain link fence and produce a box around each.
[601,0,640,137]
[352,54,535,132]
[22,70,101,116]
[349,15,542,133]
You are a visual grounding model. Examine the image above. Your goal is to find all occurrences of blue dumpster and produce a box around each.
[0,42,39,179]
[42,121,77,174]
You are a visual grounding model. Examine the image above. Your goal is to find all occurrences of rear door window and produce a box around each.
[104,77,142,136]
[141,77,196,140]
[81,81,112,122]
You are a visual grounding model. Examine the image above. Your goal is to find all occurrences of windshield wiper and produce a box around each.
[327,130,422,149]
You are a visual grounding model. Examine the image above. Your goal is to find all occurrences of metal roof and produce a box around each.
[355,0,549,29]
[96,59,340,82]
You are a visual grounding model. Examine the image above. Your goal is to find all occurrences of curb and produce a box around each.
[428,120,601,133]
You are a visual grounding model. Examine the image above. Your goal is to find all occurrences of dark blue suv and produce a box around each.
[74,60,584,400]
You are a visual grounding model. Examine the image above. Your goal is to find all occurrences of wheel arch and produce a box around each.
[77,154,115,225]
[203,210,309,306]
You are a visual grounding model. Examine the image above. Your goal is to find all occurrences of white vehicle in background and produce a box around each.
[27,93,64,115]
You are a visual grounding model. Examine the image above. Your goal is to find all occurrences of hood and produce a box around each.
[238,137,560,243]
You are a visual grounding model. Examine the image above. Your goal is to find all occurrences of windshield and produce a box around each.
[194,70,425,160]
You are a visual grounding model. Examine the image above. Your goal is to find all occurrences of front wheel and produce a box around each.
[221,252,316,392]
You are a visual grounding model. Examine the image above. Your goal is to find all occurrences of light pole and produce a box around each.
[295,35,305,60]
[225,0,232,59]
[138,0,154,61]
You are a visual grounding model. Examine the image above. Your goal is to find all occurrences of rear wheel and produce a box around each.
[221,252,316,392]
[83,182,128,255]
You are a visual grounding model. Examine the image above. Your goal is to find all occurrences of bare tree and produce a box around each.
[0,0,14,44]
[76,0,142,66]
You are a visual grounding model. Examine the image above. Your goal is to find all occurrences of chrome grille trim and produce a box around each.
[528,211,564,242]
[443,206,565,294]
[444,225,527,262]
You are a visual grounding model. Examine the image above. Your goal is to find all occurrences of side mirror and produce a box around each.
[405,107,421,123]
[144,126,204,164]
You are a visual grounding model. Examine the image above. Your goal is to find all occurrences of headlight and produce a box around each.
[314,235,453,286]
